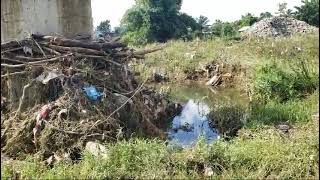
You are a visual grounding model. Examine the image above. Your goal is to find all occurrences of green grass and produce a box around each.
[251,59,318,102]
[2,119,318,179]
[133,34,319,89]
[247,90,319,127]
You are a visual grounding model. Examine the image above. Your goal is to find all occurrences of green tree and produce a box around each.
[177,13,200,40]
[259,12,273,20]
[195,15,210,39]
[114,26,125,35]
[96,20,111,36]
[196,15,210,31]
[121,0,198,44]
[294,0,319,27]
[121,0,196,44]
[276,2,293,17]
[211,20,237,38]
[211,20,224,36]
[221,22,236,37]
[238,13,258,27]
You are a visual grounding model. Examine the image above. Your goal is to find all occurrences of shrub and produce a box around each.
[251,61,318,102]
[247,91,318,126]
[208,104,246,137]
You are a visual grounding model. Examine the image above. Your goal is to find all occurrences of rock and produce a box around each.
[205,75,221,86]
[275,124,291,133]
[204,167,214,177]
[153,72,168,82]
[151,68,168,82]
[85,141,108,158]
[312,112,319,122]
[45,152,72,166]
[180,122,194,132]
[222,73,232,77]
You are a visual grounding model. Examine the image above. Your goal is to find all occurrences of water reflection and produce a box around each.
[160,82,249,148]
[168,100,219,148]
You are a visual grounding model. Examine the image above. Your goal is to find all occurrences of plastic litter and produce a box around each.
[83,86,103,101]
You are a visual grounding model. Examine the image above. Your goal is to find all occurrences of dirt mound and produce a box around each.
[1,34,180,159]
[241,16,318,38]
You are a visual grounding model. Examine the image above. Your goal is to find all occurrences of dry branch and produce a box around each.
[1,71,27,78]
[1,53,73,68]
[1,39,30,50]
[42,47,61,55]
[15,82,33,117]
[1,47,23,54]
[1,34,176,158]
[14,55,54,61]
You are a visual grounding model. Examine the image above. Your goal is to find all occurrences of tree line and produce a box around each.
[96,0,319,45]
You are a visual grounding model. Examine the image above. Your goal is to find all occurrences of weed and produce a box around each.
[251,61,318,102]
[2,120,318,179]
[208,104,246,137]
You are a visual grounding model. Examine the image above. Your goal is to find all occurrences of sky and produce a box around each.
[91,0,303,28]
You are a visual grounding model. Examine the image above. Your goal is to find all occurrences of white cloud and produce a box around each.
[91,0,303,28]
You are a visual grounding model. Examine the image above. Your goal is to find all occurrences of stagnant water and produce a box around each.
[167,100,218,148]
[155,82,249,148]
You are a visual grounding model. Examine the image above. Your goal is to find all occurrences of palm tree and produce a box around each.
[196,15,210,32]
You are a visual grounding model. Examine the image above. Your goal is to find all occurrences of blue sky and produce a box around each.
[91,0,302,28]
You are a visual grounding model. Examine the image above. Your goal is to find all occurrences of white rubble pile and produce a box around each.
[241,16,318,38]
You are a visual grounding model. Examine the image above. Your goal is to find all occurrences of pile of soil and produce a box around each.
[1,34,180,160]
[241,16,318,38]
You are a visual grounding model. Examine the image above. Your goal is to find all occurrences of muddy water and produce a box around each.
[155,82,249,148]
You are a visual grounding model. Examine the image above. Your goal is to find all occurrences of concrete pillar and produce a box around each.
[1,0,93,42]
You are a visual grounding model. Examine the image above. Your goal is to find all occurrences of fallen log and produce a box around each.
[46,44,106,56]
[114,46,164,58]
[32,34,125,51]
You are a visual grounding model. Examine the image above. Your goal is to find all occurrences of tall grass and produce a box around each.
[251,60,318,102]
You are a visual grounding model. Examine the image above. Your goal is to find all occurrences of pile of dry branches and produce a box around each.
[1,34,179,159]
